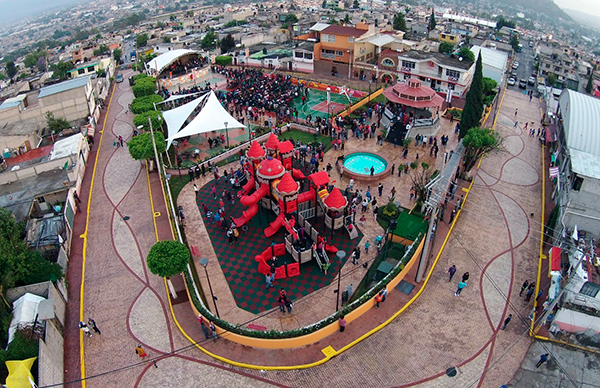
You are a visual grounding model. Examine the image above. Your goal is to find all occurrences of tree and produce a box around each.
[128,130,166,160]
[482,77,498,94]
[45,111,71,133]
[428,9,436,31]
[201,30,218,50]
[408,162,432,203]
[353,0,359,8]
[547,73,557,87]
[136,33,148,48]
[462,127,502,172]
[23,54,38,69]
[439,41,454,54]
[132,78,156,98]
[5,61,17,78]
[458,46,475,62]
[509,34,520,52]
[146,240,190,298]
[36,57,47,72]
[495,15,516,30]
[393,12,407,31]
[132,110,163,133]
[322,0,327,8]
[51,61,74,81]
[113,48,123,62]
[93,45,109,56]
[220,34,235,53]
[343,13,351,24]
[459,52,484,139]
[283,13,298,27]
[585,65,595,94]
[131,94,164,114]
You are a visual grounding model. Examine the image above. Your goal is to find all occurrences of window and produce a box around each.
[78,68,86,75]
[572,175,584,191]
[579,282,600,298]
[448,83,455,90]
[382,58,395,67]
[348,37,355,43]
[401,60,415,69]
[446,69,460,79]
[295,51,303,58]
[305,53,313,60]
[321,49,335,59]
[336,51,344,57]
[322,34,335,43]
[403,73,411,80]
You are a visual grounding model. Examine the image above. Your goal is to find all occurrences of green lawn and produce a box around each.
[166,175,189,208]
[278,129,333,151]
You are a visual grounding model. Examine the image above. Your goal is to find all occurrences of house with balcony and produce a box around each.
[377,50,475,99]
[538,43,581,90]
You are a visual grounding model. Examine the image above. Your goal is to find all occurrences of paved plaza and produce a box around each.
[64,68,562,388]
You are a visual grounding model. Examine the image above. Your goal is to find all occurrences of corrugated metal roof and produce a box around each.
[470,45,508,71]
[559,89,600,179]
[0,94,26,110]
[309,22,330,32]
[38,76,91,99]
[362,34,397,47]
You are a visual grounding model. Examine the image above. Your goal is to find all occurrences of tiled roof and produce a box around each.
[322,25,367,37]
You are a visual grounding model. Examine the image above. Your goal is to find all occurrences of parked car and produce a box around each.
[507,77,516,86]
[519,79,527,89]
[528,76,536,85]
[116,74,123,83]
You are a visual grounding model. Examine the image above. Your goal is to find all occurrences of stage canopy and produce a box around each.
[163,91,246,149]
[147,49,198,76]
[383,78,444,109]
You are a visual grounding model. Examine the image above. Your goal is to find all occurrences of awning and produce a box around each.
[158,91,206,105]
[148,49,198,76]
[549,246,562,273]
[308,171,330,187]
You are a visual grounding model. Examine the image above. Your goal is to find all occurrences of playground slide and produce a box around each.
[264,213,284,238]
[237,176,255,197]
[297,188,315,203]
[233,185,269,226]
[292,168,305,180]
[233,203,258,227]
[264,189,315,237]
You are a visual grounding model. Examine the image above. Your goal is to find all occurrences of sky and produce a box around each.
[553,0,600,18]
[0,0,82,24]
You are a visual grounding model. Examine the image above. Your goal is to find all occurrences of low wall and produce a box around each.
[337,151,392,183]
[184,237,424,349]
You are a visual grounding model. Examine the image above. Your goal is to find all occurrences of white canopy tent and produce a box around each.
[159,91,206,105]
[147,49,199,76]
[163,91,246,149]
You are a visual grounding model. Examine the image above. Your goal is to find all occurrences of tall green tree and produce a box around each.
[220,34,235,53]
[45,111,71,133]
[393,12,407,31]
[201,30,218,50]
[439,42,454,54]
[146,240,190,298]
[585,65,596,94]
[428,9,436,31]
[509,34,520,51]
[459,52,484,139]
[51,61,74,81]
[462,127,502,172]
[136,33,148,48]
[113,48,123,62]
[408,162,432,203]
[128,130,166,160]
[5,61,17,78]
[353,0,359,8]
[458,46,475,62]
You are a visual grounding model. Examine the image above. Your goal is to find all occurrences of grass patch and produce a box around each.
[278,129,333,151]
[167,175,189,208]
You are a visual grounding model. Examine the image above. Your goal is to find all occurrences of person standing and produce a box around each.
[198,315,210,340]
[525,283,535,302]
[88,318,101,335]
[449,208,457,224]
[455,281,467,296]
[278,293,286,313]
[339,315,347,332]
[501,314,512,330]
[375,291,384,308]
[265,272,274,289]
[448,265,457,282]
[193,184,199,198]
[285,297,293,313]
[536,354,549,368]
[364,240,370,254]
[209,321,218,341]
[135,344,148,360]
[79,321,92,337]
[378,183,383,196]
[462,272,470,282]
[520,280,529,297]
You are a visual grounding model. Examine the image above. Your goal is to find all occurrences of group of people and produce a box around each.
[78,318,101,338]
[448,265,470,297]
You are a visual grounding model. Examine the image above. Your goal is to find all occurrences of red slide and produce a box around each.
[297,188,315,204]
[233,184,269,226]
[292,168,306,180]
[264,213,285,238]
[237,176,255,197]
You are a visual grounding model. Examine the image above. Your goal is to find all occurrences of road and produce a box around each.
[508,43,538,93]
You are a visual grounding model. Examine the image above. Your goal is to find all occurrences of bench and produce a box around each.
[190,245,200,257]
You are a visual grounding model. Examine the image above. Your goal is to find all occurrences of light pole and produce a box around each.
[368,80,372,103]
[335,250,346,311]
[326,87,332,138]
[347,50,352,79]
[224,121,229,148]
[199,258,220,318]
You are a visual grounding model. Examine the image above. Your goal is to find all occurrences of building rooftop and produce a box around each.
[321,25,367,38]
[400,50,474,70]
[0,94,27,111]
[38,76,91,99]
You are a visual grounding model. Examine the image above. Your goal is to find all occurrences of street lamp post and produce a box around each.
[224,121,229,148]
[326,87,332,138]
[347,50,352,79]
[199,258,220,318]
[335,250,347,311]
[368,80,372,103]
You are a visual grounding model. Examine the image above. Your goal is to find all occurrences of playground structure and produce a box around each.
[232,133,357,282]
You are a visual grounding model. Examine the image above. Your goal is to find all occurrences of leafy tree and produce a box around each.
[459,53,484,139]
[353,0,359,8]
[146,240,190,278]
[156,21,166,28]
[458,46,475,62]
[220,34,235,53]
[0,73,5,81]
[215,56,232,66]
[201,30,218,50]
[128,130,166,160]
[113,48,123,62]
[439,41,454,54]
[51,61,74,81]
[428,9,436,31]
[170,14,176,21]
[393,12,407,31]
[322,0,327,8]
[495,15,515,30]
[343,13,351,24]
[0,330,40,380]
[132,110,163,133]
[462,127,502,172]
[283,13,298,28]
[36,57,47,72]
[132,78,156,98]
[131,94,164,114]
[5,61,17,78]
[408,162,431,203]
[45,111,71,133]
[23,54,38,69]
[93,45,109,56]
[509,34,520,52]
[585,67,595,94]
[136,33,148,48]
[482,77,498,94]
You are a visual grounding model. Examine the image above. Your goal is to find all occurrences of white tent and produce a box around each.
[148,49,198,76]
[8,293,45,345]
[163,91,246,149]
[159,91,206,105]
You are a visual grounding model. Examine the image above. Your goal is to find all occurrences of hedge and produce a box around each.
[131,94,164,114]
[132,78,157,98]
[133,110,163,131]
[215,56,233,66]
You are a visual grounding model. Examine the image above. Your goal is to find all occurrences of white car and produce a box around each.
[507,77,516,86]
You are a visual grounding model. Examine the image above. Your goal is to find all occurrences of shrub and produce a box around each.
[215,56,232,66]
[128,131,166,160]
[382,200,401,219]
[133,110,162,131]
[132,79,156,98]
[131,94,164,114]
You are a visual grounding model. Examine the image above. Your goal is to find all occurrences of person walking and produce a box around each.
[135,344,148,360]
[193,184,199,198]
[198,315,210,340]
[501,314,512,330]
[455,281,467,296]
[364,240,370,254]
[448,265,457,282]
[278,293,286,312]
[520,280,529,297]
[536,354,550,368]
[209,321,218,341]
[375,291,384,308]
[339,315,347,332]
[525,283,535,302]
[88,318,101,335]
[79,321,93,337]
[378,183,383,196]
[449,208,457,224]
[462,272,470,282]
[265,272,274,289]
[285,297,293,313]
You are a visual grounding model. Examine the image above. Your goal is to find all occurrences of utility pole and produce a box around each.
[416,175,443,283]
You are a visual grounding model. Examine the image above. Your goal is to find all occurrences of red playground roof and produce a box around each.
[247,140,265,159]
[279,140,294,154]
[383,78,444,109]
[257,156,285,179]
[308,171,330,187]
[276,172,299,194]
[265,133,280,150]
[324,188,348,211]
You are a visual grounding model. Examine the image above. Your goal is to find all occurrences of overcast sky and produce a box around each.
[0,0,81,23]
[553,0,600,17]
